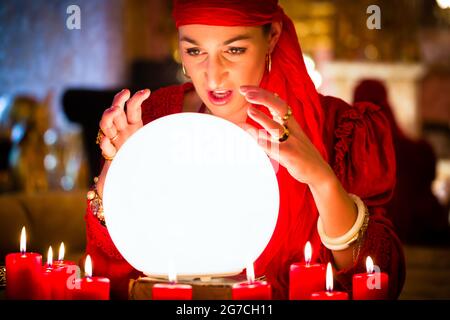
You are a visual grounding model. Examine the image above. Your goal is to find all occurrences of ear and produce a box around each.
[268,21,282,54]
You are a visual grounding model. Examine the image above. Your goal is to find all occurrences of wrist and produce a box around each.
[308,164,339,197]
[96,162,111,198]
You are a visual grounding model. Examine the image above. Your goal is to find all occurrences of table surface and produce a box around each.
[400,245,450,299]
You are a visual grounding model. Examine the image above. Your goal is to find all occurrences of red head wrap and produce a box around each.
[173,0,328,299]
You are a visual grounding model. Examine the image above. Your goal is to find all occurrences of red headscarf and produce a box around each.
[173,0,328,298]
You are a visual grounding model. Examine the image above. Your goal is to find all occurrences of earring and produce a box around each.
[182,64,190,78]
[266,53,272,73]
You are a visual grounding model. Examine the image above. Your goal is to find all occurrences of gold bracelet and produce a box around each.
[0,265,5,288]
[87,176,106,226]
[352,205,370,263]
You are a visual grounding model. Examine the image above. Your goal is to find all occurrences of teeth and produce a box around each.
[212,90,230,98]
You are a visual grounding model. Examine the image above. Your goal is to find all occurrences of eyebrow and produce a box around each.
[180,34,252,46]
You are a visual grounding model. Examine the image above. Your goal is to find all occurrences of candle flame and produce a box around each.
[246,262,255,284]
[304,241,312,265]
[366,256,374,274]
[47,246,53,266]
[325,262,333,292]
[168,270,177,283]
[20,226,26,254]
[59,242,65,261]
[85,254,92,277]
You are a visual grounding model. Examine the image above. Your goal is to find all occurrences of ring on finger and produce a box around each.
[278,124,290,143]
[102,151,115,161]
[110,133,119,142]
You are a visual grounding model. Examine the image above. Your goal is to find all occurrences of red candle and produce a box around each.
[310,263,349,300]
[352,256,389,300]
[5,227,42,300]
[72,255,110,300]
[51,242,77,300]
[289,241,326,300]
[152,271,193,300]
[39,246,57,300]
[232,263,272,300]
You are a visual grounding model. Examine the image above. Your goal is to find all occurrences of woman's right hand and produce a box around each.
[99,88,151,159]
[95,89,150,199]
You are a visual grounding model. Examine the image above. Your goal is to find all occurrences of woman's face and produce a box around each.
[178,24,271,121]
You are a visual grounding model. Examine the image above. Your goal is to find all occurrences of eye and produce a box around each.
[186,48,202,56]
[227,47,247,55]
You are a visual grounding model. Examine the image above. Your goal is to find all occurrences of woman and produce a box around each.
[86,0,405,300]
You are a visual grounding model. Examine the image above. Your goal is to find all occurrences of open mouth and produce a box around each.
[207,90,233,106]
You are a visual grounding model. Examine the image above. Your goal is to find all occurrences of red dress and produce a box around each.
[85,82,405,300]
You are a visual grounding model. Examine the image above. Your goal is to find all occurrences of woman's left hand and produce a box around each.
[239,85,333,186]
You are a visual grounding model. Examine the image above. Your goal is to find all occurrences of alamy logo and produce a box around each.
[367,264,382,289]
[366,5,381,30]
[66,265,81,289]
[66,5,81,30]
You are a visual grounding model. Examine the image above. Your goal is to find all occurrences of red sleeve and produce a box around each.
[319,99,406,299]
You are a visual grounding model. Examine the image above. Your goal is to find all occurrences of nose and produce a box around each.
[205,55,227,88]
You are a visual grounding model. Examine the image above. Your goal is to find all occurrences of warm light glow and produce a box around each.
[168,266,177,283]
[326,263,333,292]
[103,113,279,277]
[304,241,312,265]
[20,226,26,253]
[47,246,53,267]
[366,256,374,274]
[85,255,92,277]
[303,54,316,71]
[303,54,322,89]
[436,0,450,9]
[58,242,65,261]
[246,262,255,284]
[311,70,323,89]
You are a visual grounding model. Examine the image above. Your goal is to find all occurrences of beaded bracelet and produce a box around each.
[317,193,369,252]
[0,266,6,288]
[86,177,106,227]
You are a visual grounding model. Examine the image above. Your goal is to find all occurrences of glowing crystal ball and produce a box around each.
[103,113,279,278]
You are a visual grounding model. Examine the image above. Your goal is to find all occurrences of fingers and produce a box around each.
[99,89,130,138]
[126,89,151,124]
[240,86,288,122]
[99,135,117,158]
[99,106,119,139]
[98,88,149,154]
[112,89,130,109]
[113,108,128,131]
[247,105,285,141]
[237,122,280,162]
